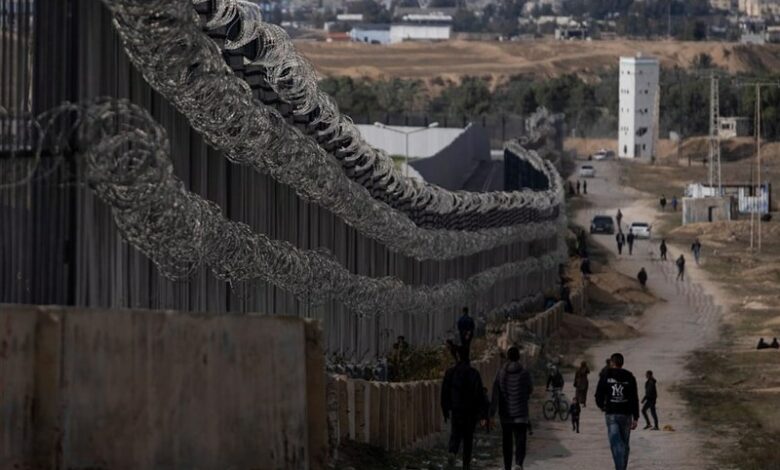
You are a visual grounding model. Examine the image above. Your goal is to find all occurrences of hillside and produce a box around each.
[296,39,780,83]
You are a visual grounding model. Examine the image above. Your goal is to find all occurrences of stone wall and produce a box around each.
[0,304,328,470]
[330,302,565,453]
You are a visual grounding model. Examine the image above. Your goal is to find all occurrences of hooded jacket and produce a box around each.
[490,361,533,423]
[595,367,639,420]
[441,362,486,418]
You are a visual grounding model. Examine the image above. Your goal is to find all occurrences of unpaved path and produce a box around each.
[518,160,723,470]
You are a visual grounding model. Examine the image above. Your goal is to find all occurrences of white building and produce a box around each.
[618,55,660,161]
[389,23,451,42]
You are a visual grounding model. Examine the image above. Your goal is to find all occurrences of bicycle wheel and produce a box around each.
[543,400,556,420]
[558,399,570,421]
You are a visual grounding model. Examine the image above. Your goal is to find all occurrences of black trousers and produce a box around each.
[448,414,477,465]
[642,401,658,428]
[501,422,528,470]
[572,415,580,432]
[617,243,623,254]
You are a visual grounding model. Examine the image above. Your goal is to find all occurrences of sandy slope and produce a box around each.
[296,39,780,82]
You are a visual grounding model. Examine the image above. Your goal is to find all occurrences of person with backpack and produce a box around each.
[595,353,640,470]
[491,346,533,470]
[442,346,488,470]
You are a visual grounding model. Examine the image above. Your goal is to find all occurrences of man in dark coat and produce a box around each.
[442,346,487,470]
[616,231,626,255]
[637,268,648,287]
[641,370,659,430]
[659,239,668,260]
[595,353,640,470]
[627,231,635,255]
[491,346,533,470]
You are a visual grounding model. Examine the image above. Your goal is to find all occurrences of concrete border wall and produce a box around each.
[0,304,327,470]
[330,302,565,452]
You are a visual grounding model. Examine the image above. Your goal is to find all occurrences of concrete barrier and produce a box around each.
[0,304,327,470]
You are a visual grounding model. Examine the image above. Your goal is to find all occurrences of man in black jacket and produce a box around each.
[442,346,487,470]
[491,346,533,470]
[595,353,640,470]
[641,370,659,430]
[457,307,476,350]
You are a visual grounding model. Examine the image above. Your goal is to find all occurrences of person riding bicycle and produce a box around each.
[546,365,565,398]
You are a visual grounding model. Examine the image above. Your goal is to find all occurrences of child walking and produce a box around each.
[570,397,581,433]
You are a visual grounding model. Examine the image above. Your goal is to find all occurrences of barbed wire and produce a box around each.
[193,0,562,230]
[62,98,562,318]
[104,0,566,261]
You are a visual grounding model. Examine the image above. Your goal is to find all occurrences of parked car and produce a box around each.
[590,215,615,234]
[628,222,652,239]
[579,165,595,178]
[592,148,615,160]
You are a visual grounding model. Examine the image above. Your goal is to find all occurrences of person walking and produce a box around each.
[576,180,581,195]
[491,346,533,470]
[442,346,487,470]
[660,195,667,211]
[641,371,659,430]
[676,254,686,281]
[637,268,648,287]
[570,397,582,433]
[458,307,475,350]
[583,179,588,195]
[599,358,611,379]
[671,196,678,212]
[659,239,668,261]
[595,353,640,470]
[691,238,702,265]
[616,231,626,255]
[627,231,635,256]
[574,361,590,407]
[616,209,623,229]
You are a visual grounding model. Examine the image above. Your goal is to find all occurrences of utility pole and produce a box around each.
[708,73,721,194]
[756,84,762,252]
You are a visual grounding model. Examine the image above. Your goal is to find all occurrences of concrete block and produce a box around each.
[369,383,387,449]
[353,379,368,443]
[388,384,400,450]
[337,378,350,442]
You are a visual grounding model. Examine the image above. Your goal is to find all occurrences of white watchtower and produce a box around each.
[618,54,660,161]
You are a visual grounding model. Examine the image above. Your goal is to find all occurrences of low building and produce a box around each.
[718,117,751,139]
[686,182,771,214]
[682,196,736,224]
[390,22,451,43]
[767,25,780,42]
[349,24,391,44]
[555,27,588,40]
[355,123,490,191]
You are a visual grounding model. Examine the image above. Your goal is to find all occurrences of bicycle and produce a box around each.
[542,389,570,421]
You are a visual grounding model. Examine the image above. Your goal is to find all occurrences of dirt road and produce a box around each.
[517,160,723,470]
